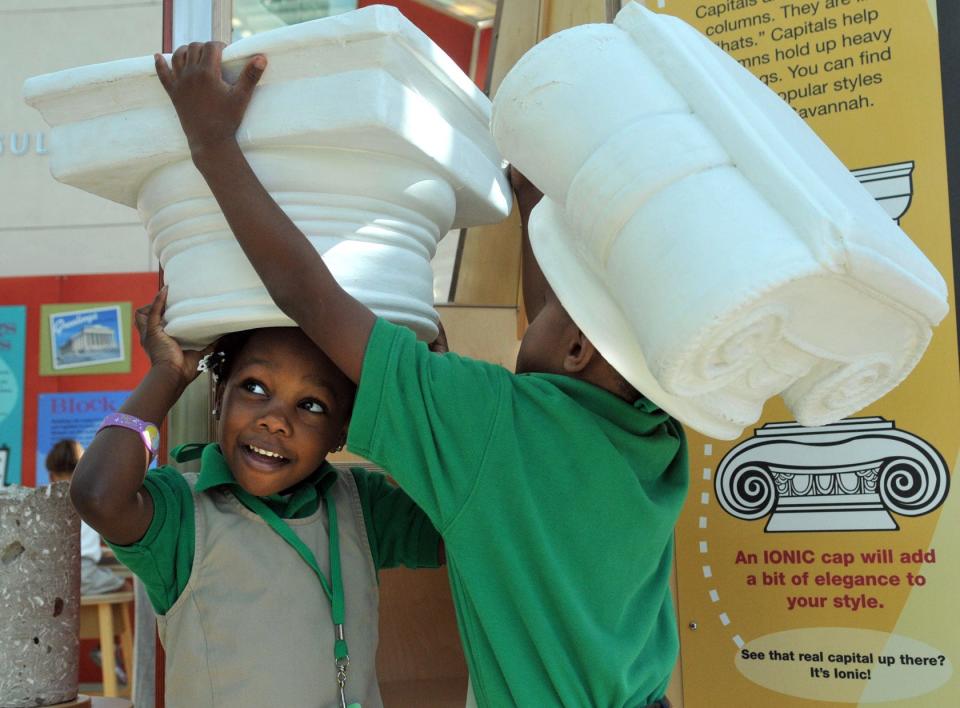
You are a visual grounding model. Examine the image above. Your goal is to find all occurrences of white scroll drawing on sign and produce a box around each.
[714,417,949,533]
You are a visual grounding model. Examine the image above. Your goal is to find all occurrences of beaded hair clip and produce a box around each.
[196,350,227,382]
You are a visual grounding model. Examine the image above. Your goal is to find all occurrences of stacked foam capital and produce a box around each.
[491,2,948,440]
[24,6,512,345]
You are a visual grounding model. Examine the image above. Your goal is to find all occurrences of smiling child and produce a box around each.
[70,288,441,708]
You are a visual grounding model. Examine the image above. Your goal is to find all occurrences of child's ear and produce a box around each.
[562,330,597,373]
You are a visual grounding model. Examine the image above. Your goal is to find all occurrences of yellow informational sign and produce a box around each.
[654,1,960,706]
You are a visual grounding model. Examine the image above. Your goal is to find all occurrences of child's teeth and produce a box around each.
[250,445,282,459]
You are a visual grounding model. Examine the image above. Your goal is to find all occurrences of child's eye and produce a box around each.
[301,400,326,414]
[242,380,267,396]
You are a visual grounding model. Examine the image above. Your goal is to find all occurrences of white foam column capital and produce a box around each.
[25,6,512,344]
[492,2,947,438]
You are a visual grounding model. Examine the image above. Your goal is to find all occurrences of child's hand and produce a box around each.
[154,42,266,157]
[512,166,553,321]
[509,166,543,217]
[429,320,449,354]
[135,287,211,386]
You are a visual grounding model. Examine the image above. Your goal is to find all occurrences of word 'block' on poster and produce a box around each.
[35,390,130,486]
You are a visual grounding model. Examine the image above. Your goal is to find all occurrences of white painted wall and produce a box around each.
[1,0,163,277]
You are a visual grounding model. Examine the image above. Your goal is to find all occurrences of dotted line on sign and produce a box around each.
[700,442,744,650]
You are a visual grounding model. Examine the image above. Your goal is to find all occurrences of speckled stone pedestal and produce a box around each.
[0,483,80,707]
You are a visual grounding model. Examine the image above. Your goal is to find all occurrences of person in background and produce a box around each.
[46,439,127,596]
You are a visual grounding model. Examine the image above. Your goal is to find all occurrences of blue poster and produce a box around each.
[0,306,26,486]
[35,390,130,486]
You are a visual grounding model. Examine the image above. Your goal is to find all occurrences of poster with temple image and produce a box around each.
[655,1,960,706]
[39,302,131,376]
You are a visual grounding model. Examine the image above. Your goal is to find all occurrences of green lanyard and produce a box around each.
[232,487,353,707]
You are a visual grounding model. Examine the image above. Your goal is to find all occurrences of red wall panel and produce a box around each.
[0,272,159,486]
[359,0,493,90]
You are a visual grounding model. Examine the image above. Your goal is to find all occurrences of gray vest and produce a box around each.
[157,470,382,708]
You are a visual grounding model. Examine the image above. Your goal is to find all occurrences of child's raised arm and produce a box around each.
[71,288,209,545]
[155,43,375,384]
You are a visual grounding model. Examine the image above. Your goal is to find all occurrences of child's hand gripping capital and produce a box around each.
[135,286,212,388]
[154,43,267,156]
[508,166,543,222]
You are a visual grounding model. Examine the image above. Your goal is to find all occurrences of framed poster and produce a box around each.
[39,302,132,376]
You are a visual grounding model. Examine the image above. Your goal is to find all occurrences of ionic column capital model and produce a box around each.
[25,6,512,345]
[490,3,948,439]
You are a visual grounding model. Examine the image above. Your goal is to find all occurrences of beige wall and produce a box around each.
[1,0,162,278]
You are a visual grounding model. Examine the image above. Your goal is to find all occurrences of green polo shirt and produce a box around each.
[347,318,689,707]
[110,443,440,615]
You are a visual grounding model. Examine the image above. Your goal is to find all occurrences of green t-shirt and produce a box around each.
[110,443,440,615]
[347,319,689,707]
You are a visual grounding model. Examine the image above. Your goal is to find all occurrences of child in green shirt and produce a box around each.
[153,43,687,707]
[72,291,441,707]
